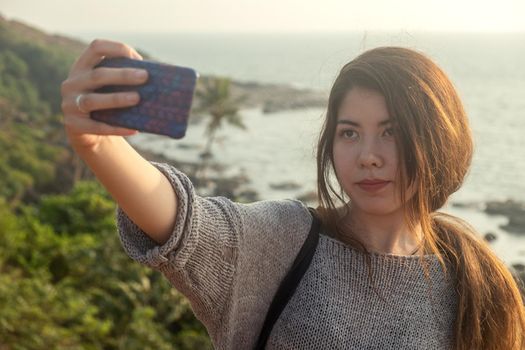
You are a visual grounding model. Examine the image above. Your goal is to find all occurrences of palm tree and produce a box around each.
[195,77,246,158]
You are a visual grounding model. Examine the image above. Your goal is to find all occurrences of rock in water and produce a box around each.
[484,200,525,235]
[484,232,497,243]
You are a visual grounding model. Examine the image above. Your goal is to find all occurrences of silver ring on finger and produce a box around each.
[75,94,89,114]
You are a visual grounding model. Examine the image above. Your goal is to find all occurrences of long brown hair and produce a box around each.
[315,46,525,349]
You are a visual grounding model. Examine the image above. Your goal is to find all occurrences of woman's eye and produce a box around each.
[340,129,357,139]
[383,127,395,137]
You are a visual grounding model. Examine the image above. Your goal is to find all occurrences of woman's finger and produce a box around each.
[64,66,148,93]
[71,38,143,73]
[63,91,141,115]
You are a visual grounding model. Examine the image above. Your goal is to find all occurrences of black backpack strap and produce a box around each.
[254,207,321,350]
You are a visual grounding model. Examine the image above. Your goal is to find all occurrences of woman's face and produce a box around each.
[333,86,415,216]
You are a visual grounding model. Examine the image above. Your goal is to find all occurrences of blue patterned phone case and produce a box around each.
[90,57,198,139]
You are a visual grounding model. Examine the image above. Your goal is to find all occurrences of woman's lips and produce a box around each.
[357,181,390,192]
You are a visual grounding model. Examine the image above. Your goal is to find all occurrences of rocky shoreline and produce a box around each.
[138,138,525,243]
[132,142,260,203]
[229,79,327,114]
[190,75,328,120]
[452,199,525,236]
[134,142,525,294]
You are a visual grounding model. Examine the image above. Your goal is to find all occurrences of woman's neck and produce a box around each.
[338,207,423,255]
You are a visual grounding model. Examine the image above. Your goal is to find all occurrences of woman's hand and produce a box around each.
[60,39,148,153]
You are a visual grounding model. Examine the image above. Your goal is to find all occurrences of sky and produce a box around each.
[2,0,525,35]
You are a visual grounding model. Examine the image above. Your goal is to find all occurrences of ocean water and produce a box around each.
[76,31,525,264]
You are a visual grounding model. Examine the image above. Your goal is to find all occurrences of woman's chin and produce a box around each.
[350,201,401,217]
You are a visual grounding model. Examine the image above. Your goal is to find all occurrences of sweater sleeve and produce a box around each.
[115,161,312,345]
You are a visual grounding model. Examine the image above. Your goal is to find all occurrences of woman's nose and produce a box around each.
[358,141,384,168]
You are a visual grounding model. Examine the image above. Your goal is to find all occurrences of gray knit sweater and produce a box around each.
[116,162,458,349]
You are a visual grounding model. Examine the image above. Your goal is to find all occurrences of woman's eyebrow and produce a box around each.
[336,119,392,126]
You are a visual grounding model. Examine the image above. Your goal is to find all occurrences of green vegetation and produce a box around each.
[0,14,212,349]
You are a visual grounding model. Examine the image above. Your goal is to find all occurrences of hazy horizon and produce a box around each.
[2,0,525,35]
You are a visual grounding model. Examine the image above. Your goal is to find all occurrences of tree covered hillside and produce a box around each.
[0,14,213,349]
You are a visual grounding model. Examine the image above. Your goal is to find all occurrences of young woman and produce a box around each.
[61,39,525,349]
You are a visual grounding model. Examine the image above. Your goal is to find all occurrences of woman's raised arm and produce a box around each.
[60,39,176,244]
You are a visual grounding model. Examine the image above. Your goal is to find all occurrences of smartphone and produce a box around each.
[90,57,199,139]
